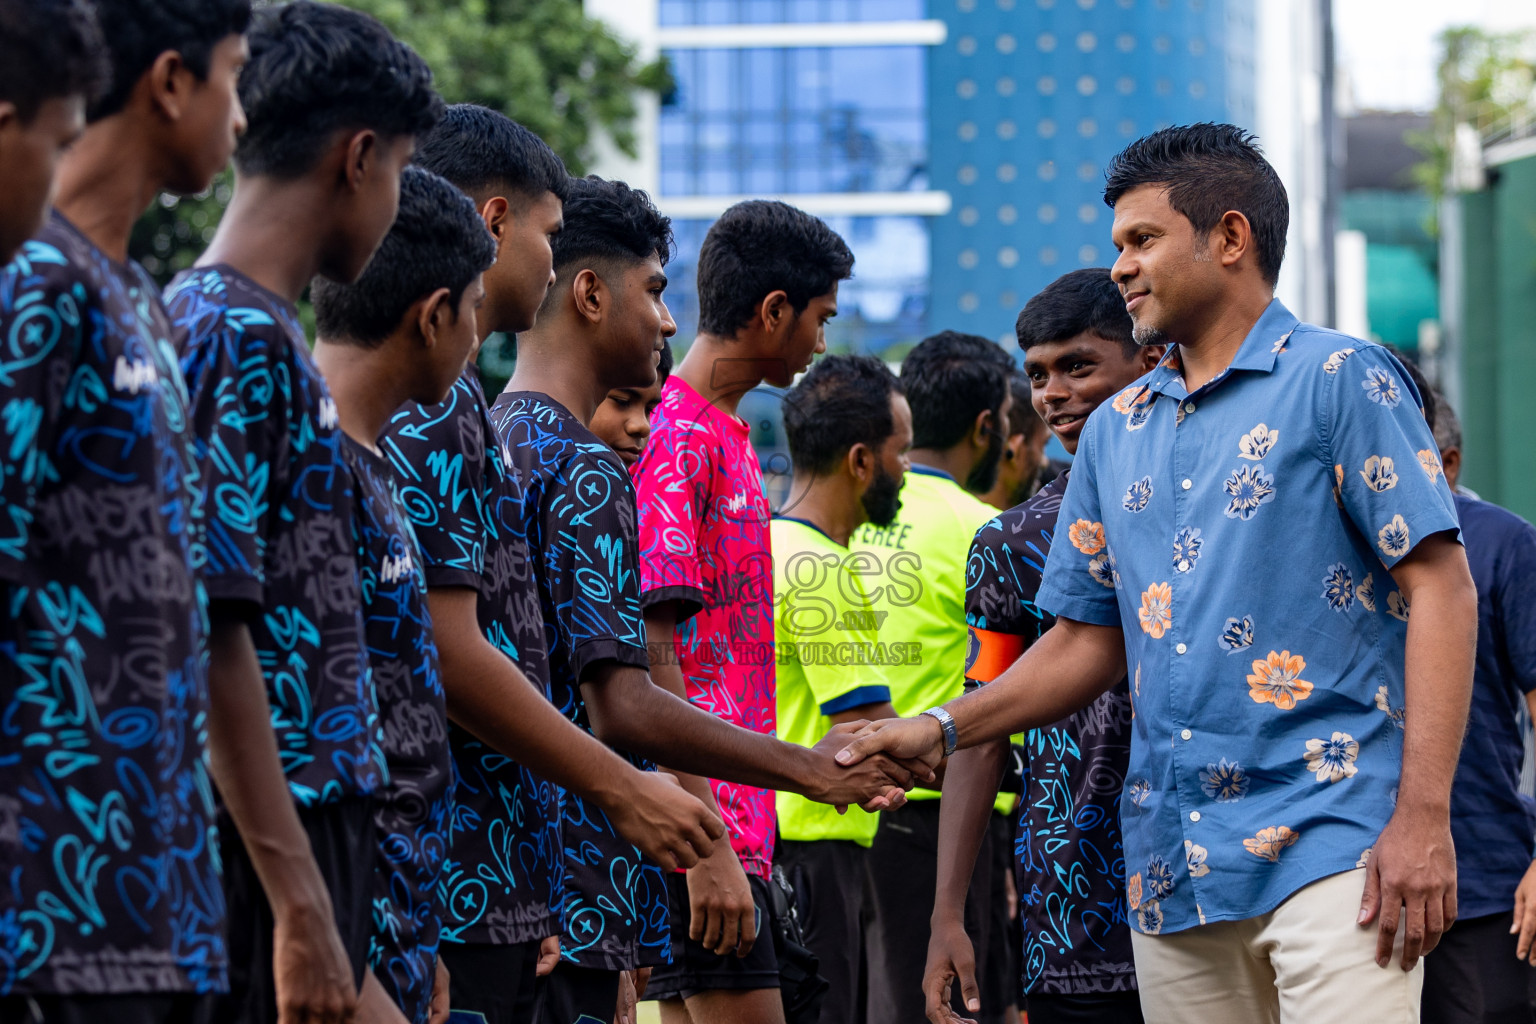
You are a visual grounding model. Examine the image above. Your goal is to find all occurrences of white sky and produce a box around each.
[1334,0,1536,112]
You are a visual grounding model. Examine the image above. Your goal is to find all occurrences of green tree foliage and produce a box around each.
[130,0,667,282]
[1412,26,1536,210]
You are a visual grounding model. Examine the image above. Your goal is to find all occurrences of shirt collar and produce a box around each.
[908,464,956,483]
[1145,298,1300,399]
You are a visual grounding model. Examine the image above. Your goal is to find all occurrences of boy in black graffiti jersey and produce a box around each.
[0,2,245,1022]
[312,166,497,1024]
[386,108,724,1024]
[165,6,441,1022]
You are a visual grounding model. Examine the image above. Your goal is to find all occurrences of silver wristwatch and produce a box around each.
[921,706,958,758]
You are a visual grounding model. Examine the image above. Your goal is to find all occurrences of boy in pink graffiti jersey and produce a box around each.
[636,200,854,1023]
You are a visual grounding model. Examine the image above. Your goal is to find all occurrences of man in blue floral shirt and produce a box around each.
[839,124,1475,1023]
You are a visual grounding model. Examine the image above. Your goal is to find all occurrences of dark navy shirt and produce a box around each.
[168,266,383,807]
[0,213,225,995]
[343,437,452,1023]
[1450,493,1536,918]
[381,372,561,946]
[489,390,669,971]
[965,473,1137,995]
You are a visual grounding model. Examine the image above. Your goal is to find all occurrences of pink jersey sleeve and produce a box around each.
[634,380,709,620]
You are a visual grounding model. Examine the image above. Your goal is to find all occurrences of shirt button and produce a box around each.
[1189,811,1202,822]
[1181,478,1192,490]
[1184,402,1196,414]
[1180,728,1192,741]
[1176,643,1188,655]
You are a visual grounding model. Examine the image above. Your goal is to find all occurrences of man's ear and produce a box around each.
[413,287,454,349]
[846,442,874,485]
[1441,446,1462,491]
[0,101,18,135]
[1215,209,1253,270]
[343,129,379,192]
[759,290,792,337]
[971,406,997,448]
[479,196,510,241]
[1139,344,1166,373]
[1002,432,1025,464]
[572,268,606,325]
[144,49,194,121]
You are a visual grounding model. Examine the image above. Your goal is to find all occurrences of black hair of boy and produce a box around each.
[900,330,1014,450]
[543,174,672,295]
[1014,266,1138,358]
[784,353,901,475]
[312,166,495,346]
[413,103,569,204]
[0,0,108,118]
[695,199,854,336]
[234,0,441,179]
[1103,122,1289,285]
[85,0,251,122]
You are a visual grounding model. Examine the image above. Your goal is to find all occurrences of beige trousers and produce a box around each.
[1129,868,1424,1023]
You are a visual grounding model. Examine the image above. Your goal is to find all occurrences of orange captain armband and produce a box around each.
[966,627,1026,685]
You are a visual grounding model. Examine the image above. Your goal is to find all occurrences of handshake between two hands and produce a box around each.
[813,715,948,813]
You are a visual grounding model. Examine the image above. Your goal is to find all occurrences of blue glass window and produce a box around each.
[660,0,925,27]
[661,46,927,196]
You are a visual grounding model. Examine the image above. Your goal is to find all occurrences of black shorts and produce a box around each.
[644,871,782,1001]
[532,963,621,1024]
[215,796,376,1024]
[441,940,539,1024]
[0,994,215,1024]
[778,838,874,1024]
[1025,991,1146,1024]
[1421,908,1536,1024]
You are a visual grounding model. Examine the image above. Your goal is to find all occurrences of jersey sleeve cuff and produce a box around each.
[819,685,892,716]
[639,584,706,623]
[571,637,653,684]
[203,575,265,609]
[421,565,485,592]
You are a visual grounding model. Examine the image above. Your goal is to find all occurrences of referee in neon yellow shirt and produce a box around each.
[773,355,911,1024]
[851,331,1018,1024]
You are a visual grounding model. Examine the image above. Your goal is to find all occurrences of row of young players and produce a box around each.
[0,3,933,1024]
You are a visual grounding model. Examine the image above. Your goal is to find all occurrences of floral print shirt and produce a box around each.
[1036,300,1461,936]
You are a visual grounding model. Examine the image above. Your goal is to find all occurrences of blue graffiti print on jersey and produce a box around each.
[0,212,225,996]
[167,266,382,807]
[343,437,453,1024]
[382,371,561,946]
[489,391,669,971]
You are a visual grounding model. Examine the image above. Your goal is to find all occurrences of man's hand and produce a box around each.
[835,715,946,772]
[535,935,561,977]
[1357,803,1457,970]
[807,722,926,812]
[606,770,725,870]
[924,914,981,1024]
[429,956,450,1024]
[687,842,758,957]
[615,969,638,1024]
[1510,859,1536,963]
[273,900,359,1024]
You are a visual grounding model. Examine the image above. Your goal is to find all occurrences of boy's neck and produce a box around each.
[675,333,766,418]
[785,473,862,548]
[52,117,169,262]
[508,319,607,425]
[197,174,333,304]
[312,338,410,451]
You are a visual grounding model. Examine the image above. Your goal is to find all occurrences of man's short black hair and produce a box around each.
[696,200,854,337]
[414,104,569,205]
[1015,267,1138,358]
[312,166,495,348]
[546,175,672,292]
[901,330,1014,450]
[86,0,251,122]
[784,354,901,476]
[0,0,108,120]
[235,1,440,179]
[657,339,674,386]
[1006,369,1047,439]
[1103,123,1289,285]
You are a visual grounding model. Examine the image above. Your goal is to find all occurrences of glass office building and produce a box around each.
[591,0,1263,360]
